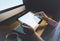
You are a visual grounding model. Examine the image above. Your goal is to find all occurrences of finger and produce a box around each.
[21,23,32,29]
[35,11,44,16]
[39,11,46,16]
[38,11,45,15]
[34,12,41,17]
[22,25,31,29]
[34,12,43,19]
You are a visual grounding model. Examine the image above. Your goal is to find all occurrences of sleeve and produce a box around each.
[52,21,60,41]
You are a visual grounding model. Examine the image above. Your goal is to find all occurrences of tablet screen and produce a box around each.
[18,12,42,29]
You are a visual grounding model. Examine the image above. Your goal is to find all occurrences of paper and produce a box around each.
[18,12,41,29]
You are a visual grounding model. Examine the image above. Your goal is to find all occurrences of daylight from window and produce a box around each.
[0,0,23,11]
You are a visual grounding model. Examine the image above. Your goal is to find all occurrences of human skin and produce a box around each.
[35,11,58,27]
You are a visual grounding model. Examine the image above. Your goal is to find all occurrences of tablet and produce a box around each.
[18,11,42,30]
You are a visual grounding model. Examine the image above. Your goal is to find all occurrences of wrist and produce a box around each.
[43,16,58,27]
[25,31,35,38]
[31,32,45,41]
[43,16,50,21]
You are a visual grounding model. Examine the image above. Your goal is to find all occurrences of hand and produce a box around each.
[35,11,58,27]
[21,23,35,36]
[35,11,48,19]
[21,23,45,41]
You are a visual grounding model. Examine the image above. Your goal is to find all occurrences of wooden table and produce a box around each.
[0,20,47,41]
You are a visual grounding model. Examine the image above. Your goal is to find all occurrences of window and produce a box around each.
[0,0,23,11]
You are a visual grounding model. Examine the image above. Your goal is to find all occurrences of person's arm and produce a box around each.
[35,11,58,27]
[22,23,44,41]
[43,16,58,27]
[30,32,45,41]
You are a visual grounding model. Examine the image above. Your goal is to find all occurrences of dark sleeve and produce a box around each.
[28,32,44,41]
[52,22,60,41]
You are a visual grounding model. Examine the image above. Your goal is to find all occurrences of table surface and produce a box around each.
[0,20,47,41]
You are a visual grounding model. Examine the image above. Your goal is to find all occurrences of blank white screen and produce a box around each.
[18,12,41,28]
[0,0,23,11]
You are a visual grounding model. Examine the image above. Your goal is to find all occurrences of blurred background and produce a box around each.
[0,0,60,41]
